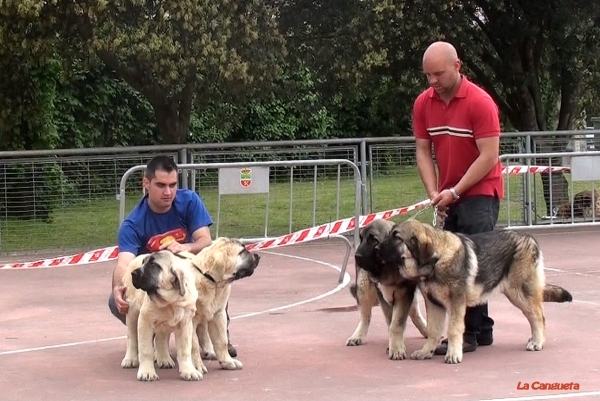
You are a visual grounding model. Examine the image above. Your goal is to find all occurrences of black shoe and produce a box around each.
[477,332,493,346]
[434,338,477,355]
[228,342,237,358]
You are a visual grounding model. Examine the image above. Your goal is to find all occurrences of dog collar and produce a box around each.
[171,251,217,283]
[196,267,216,283]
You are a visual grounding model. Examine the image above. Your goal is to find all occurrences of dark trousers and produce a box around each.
[443,195,500,345]
[108,293,231,339]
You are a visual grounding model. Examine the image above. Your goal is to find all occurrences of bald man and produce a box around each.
[412,41,504,355]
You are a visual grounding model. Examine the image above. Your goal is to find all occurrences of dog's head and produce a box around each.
[131,250,190,305]
[376,220,439,281]
[192,237,261,283]
[354,219,405,285]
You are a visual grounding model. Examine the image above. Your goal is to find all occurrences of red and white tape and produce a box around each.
[0,199,431,270]
[502,165,571,174]
[1,246,119,270]
[0,164,571,270]
[245,199,431,251]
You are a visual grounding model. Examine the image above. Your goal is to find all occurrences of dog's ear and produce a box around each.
[134,254,152,270]
[170,267,187,297]
[409,234,439,268]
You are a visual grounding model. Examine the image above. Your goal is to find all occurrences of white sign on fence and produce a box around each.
[218,167,270,195]
[571,156,600,181]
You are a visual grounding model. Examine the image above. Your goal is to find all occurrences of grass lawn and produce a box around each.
[0,167,597,255]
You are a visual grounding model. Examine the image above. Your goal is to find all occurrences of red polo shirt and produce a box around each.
[412,76,504,199]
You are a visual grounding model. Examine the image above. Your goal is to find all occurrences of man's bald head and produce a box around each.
[423,41,459,67]
[422,41,462,100]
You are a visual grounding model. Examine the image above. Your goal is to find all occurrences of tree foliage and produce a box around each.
[0,0,599,145]
[283,0,599,213]
[0,0,287,144]
[289,0,600,132]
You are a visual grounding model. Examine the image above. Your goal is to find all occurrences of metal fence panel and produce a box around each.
[3,130,600,256]
[501,151,600,228]
[119,159,362,246]
[0,152,178,254]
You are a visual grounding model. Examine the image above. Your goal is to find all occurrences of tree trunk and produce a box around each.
[507,43,570,218]
[538,77,579,217]
[153,101,190,144]
[95,49,196,145]
[154,71,196,145]
[539,173,568,216]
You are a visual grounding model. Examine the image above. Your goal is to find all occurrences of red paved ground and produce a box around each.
[1,227,599,401]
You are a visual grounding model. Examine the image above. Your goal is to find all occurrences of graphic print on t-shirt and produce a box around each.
[146,228,187,252]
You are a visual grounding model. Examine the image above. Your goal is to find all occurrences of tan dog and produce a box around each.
[185,237,261,372]
[347,219,428,359]
[376,220,573,364]
[121,250,202,381]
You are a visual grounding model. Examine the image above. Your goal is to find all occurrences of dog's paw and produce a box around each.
[219,358,243,370]
[346,336,365,346]
[121,356,139,368]
[201,351,217,360]
[193,356,209,374]
[388,336,407,360]
[194,359,209,374]
[388,346,407,360]
[526,337,544,351]
[199,362,209,374]
[137,369,159,381]
[410,348,434,360]
[155,356,176,369]
[180,369,204,381]
[444,351,463,364]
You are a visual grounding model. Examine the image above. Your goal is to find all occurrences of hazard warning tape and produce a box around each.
[502,165,571,174]
[245,199,431,251]
[0,246,119,270]
[0,198,431,270]
[0,164,571,270]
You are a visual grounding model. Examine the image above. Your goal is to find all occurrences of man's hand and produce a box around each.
[113,285,129,315]
[159,240,190,254]
[429,190,449,224]
[431,189,455,209]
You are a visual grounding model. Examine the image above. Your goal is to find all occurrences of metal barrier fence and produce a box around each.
[1,129,600,255]
[118,160,362,283]
[501,151,600,229]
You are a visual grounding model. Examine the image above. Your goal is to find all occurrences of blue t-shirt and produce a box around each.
[118,189,213,255]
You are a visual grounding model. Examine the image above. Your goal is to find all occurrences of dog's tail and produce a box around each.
[543,284,573,303]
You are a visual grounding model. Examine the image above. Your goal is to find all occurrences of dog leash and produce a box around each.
[432,205,445,229]
[404,202,443,228]
[406,203,434,225]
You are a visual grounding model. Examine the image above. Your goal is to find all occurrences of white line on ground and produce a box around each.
[0,336,127,356]
[545,267,600,278]
[476,390,600,400]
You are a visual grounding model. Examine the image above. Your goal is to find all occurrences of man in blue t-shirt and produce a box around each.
[108,155,237,357]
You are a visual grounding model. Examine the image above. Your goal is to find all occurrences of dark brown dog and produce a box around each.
[346,219,427,360]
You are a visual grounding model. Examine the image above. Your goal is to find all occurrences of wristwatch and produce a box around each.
[449,187,460,200]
